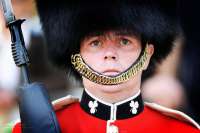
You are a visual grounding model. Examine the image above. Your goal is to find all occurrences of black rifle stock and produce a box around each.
[0,0,61,133]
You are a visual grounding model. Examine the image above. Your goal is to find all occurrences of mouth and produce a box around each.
[102,69,120,76]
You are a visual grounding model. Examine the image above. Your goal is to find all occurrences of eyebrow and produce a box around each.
[84,30,140,40]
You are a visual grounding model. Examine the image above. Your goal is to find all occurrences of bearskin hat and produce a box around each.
[35,0,180,80]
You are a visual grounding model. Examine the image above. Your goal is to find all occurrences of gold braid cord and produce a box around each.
[71,45,148,85]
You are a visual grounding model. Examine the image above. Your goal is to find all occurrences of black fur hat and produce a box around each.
[35,0,180,79]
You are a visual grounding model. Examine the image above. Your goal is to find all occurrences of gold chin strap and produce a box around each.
[71,45,148,85]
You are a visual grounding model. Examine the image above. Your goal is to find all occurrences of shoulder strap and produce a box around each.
[52,95,79,111]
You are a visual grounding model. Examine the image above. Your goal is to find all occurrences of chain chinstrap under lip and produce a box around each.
[71,45,148,85]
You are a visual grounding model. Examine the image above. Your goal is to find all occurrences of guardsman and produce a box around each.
[12,0,200,132]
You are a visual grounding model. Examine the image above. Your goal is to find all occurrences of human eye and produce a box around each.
[89,40,102,47]
[119,38,131,46]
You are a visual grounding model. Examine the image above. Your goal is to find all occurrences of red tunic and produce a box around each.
[13,102,199,133]
[12,90,200,133]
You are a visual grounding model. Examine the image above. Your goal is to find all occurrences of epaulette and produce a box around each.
[52,95,79,111]
[145,102,200,129]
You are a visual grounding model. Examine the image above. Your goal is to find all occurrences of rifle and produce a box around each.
[0,0,61,132]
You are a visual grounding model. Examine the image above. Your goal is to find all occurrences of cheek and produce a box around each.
[118,49,141,67]
[81,52,104,68]
[80,43,102,64]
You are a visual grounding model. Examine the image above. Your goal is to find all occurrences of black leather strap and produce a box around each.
[18,83,61,133]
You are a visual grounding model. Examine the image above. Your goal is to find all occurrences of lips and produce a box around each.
[102,69,120,76]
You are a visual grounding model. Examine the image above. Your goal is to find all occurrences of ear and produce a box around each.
[143,44,154,70]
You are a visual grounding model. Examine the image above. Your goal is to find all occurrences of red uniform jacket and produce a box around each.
[12,90,200,133]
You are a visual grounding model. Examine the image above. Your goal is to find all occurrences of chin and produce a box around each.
[82,76,139,94]
[96,83,124,94]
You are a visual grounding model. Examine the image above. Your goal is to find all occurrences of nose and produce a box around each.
[104,55,116,60]
[104,46,118,61]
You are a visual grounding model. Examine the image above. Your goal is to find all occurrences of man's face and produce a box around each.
[80,31,142,77]
[80,31,153,97]
[80,32,154,100]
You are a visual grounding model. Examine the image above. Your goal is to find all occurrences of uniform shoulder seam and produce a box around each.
[145,102,200,129]
[52,95,79,111]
